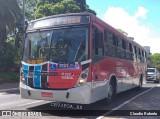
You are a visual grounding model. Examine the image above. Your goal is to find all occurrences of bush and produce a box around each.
[0,72,19,83]
[0,38,21,71]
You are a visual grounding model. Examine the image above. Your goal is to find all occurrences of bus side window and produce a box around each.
[137,48,140,62]
[104,29,117,58]
[133,46,137,62]
[139,49,142,63]
[117,38,123,58]
[93,27,104,56]
[144,51,147,63]
[129,43,134,61]
[141,50,144,63]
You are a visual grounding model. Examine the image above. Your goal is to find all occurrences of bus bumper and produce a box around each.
[20,82,91,104]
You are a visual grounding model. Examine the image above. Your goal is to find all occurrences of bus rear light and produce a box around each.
[75,68,89,87]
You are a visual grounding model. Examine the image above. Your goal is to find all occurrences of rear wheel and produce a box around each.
[137,75,143,90]
[106,79,116,104]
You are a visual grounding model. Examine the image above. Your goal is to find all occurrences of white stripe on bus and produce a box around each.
[81,59,92,65]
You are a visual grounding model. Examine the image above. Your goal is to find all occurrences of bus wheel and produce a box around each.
[106,80,116,104]
[137,75,143,90]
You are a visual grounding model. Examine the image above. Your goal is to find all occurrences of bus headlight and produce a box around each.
[20,68,25,84]
[75,68,89,87]
[21,77,26,84]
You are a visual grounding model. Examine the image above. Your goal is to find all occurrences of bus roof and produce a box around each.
[29,13,92,23]
[28,12,145,51]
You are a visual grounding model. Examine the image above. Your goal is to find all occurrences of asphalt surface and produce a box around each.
[0,82,160,119]
[0,83,19,90]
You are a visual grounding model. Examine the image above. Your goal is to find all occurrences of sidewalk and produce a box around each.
[102,84,160,119]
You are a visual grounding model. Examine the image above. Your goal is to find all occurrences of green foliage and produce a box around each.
[149,53,160,64]
[0,72,19,83]
[0,38,21,70]
[17,0,38,20]
[149,53,160,71]
[0,40,15,69]
[0,0,22,44]
[35,0,79,18]
[35,0,96,19]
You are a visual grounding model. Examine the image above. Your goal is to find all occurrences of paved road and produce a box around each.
[0,83,18,90]
[102,83,160,119]
[0,82,159,119]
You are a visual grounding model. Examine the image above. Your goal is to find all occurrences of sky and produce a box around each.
[86,0,160,54]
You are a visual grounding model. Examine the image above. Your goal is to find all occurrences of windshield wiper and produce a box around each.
[48,30,54,61]
[48,26,72,61]
[38,30,50,61]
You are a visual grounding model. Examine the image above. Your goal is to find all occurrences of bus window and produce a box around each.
[134,46,137,54]
[108,32,114,44]
[129,43,133,61]
[126,42,129,51]
[122,39,126,50]
[141,50,144,63]
[129,43,133,52]
[133,46,137,61]
[118,37,122,48]
[113,35,118,46]
[104,29,117,58]
[93,27,104,56]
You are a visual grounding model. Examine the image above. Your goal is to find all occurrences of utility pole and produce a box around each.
[23,0,25,37]
[22,0,25,55]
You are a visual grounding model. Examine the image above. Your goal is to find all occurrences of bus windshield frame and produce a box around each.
[23,25,89,63]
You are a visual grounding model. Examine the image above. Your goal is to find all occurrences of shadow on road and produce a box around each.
[27,86,151,117]
[0,89,20,95]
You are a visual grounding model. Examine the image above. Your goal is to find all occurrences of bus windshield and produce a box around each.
[23,27,89,63]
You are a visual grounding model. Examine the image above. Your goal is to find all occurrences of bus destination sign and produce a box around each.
[27,15,90,30]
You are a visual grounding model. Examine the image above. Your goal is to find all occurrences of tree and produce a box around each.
[0,39,16,70]
[17,0,38,20]
[149,53,160,64]
[117,29,128,36]
[0,0,22,44]
[149,53,160,71]
[35,0,96,19]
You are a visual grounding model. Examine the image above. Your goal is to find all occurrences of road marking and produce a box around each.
[17,100,44,107]
[0,88,19,92]
[96,86,155,119]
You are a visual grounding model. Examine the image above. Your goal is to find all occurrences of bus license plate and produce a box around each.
[41,92,53,97]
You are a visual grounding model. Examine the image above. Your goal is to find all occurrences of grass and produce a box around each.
[0,72,19,84]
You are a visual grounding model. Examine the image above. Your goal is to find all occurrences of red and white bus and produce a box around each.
[20,13,147,104]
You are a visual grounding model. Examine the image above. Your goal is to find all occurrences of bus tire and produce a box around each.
[106,78,116,104]
[137,75,143,90]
